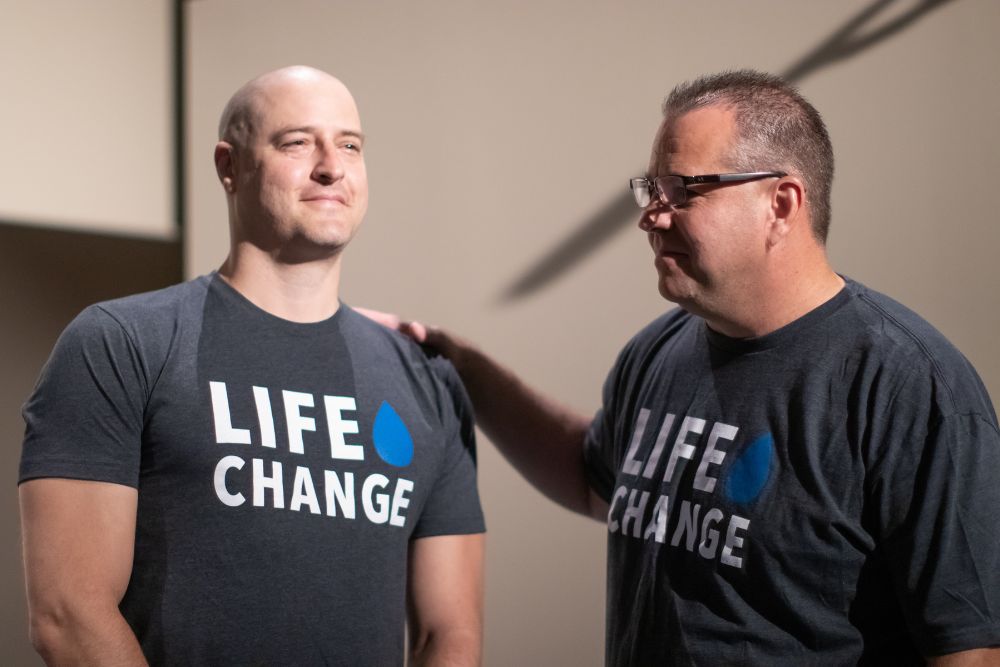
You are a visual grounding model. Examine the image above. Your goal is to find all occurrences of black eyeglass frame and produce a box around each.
[629,171,787,208]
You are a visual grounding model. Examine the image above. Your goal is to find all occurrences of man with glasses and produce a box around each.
[374,70,1000,663]
[19,66,485,665]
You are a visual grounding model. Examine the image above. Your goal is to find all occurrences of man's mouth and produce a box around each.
[652,241,687,258]
[649,232,686,257]
[302,193,347,205]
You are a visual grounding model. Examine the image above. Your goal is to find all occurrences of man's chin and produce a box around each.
[656,280,678,303]
[271,231,357,264]
[656,276,696,307]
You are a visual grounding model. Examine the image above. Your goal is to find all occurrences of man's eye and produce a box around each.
[680,190,703,204]
[343,142,360,152]
[665,192,697,211]
[282,139,307,148]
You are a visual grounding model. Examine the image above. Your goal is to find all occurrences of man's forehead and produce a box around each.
[248,71,361,133]
[259,77,357,112]
[648,105,736,174]
[219,67,363,146]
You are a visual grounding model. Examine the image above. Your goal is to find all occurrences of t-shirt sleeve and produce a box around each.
[19,305,147,487]
[409,356,485,539]
[875,411,1000,655]
[584,346,630,503]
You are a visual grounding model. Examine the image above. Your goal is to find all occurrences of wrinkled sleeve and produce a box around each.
[876,411,1000,655]
[19,305,147,488]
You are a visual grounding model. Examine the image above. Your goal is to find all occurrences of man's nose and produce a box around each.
[638,204,673,232]
[312,144,344,184]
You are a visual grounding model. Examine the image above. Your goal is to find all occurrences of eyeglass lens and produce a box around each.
[630,176,685,208]
[630,179,651,207]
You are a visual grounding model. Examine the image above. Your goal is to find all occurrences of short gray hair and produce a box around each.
[664,70,834,243]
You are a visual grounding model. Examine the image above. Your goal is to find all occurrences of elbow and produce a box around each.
[28,605,72,663]
[409,628,482,667]
[26,595,110,664]
[408,628,432,666]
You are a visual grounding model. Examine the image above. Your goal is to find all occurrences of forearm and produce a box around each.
[30,603,148,667]
[926,648,1000,666]
[441,331,594,515]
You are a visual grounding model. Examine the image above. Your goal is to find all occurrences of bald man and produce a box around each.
[19,66,485,666]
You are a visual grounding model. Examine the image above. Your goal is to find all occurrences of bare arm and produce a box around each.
[20,478,148,666]
[407,533,485,667]
[358,310,606,519]
[927,649,1000,666]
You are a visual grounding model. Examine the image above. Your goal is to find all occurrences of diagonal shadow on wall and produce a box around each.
[499,0,956,303]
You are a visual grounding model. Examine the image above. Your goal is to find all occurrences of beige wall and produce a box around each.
[0,0,173,238]
[3,0,998,664]
[186,1,999,664]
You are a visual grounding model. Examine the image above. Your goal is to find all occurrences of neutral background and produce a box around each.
[3,1,998,664]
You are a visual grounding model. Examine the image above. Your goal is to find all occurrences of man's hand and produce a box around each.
[355,307,430,343]
[355,307,463,364]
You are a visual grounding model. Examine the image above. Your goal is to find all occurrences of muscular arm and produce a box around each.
[407,533,485,666]
[359,311,606,519]
[927,649,1000,666]
[20,478,148,666]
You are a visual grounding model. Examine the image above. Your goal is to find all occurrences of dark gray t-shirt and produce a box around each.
[20,275,485,666]
[584,279,1000,665]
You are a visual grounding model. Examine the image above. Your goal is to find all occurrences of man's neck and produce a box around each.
[218,245,344,323]
[702,263,845,339]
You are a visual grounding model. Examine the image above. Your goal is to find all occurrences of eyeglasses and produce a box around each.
[629,171,787,208]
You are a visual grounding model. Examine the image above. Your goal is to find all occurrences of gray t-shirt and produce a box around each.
[20,274,485,666]
[584,278,1000,665]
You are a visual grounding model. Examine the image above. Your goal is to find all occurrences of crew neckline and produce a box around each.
[704,280,852,354]
[208,272,347,335]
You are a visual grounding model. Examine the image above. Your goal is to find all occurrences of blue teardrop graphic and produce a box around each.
[724,433,773,504]
[372,401,414,467]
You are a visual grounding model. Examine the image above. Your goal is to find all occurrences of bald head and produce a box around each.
[218,66,355,151]
[213,63,368,262]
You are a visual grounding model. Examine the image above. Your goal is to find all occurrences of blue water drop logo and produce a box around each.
[724,432,773,504]
[372,401,414,467]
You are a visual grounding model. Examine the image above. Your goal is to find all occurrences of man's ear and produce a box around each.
[215,141,237,193]
[767,177,805,247]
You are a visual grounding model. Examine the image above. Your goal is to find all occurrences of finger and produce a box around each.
[355,306,401,329]
[403,320,429,343]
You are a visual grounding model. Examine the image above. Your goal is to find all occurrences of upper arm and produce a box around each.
[406,533,485,665]
[20,478,138,617]
[21,306,147,488]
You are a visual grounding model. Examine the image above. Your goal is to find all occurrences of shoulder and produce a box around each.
[55,276,207,345]
[594,307,698,402]
[88,275,211,336]
[51,276,211,385]
[841,279,995,418]
[337,304,438,367]
[616,307,698,367]
[623,307,694,350]
[338,306,470,415]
